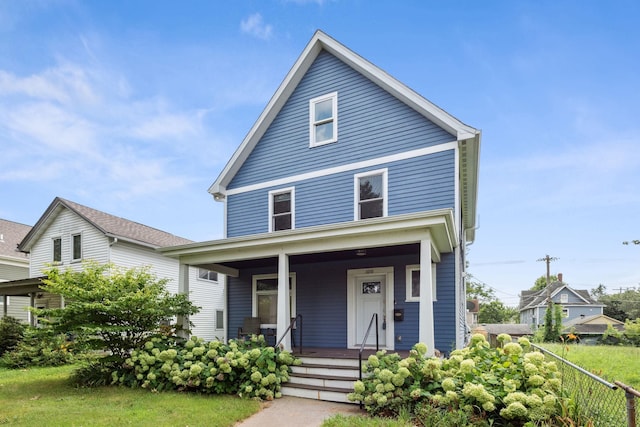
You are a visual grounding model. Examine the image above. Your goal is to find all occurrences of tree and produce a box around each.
[599,289,640,322]
[531,275,559,291]
[35,262,200,360]
[478,300,518,324]
[623,240,640,245]
[466,280,496,302]
[590,284,607,300]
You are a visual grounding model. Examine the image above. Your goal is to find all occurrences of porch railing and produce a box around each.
[275,314,302,354]
[358,313,379,407]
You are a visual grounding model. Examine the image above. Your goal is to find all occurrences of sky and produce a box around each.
[1,1,639,306]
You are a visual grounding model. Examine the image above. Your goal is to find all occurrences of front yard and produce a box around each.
[540,343,640,389]
[0,365,260,426]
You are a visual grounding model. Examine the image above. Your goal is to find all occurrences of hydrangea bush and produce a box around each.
[348,334,565,425]
[112,334,299,400]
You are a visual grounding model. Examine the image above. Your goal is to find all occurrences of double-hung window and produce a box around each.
[405,264,437,302]
[309,92,337,147]
[52,237,62,263]
[354,169,387,220]
[269,188,294,232]
[72,233,82,262]
[252,274,296,328]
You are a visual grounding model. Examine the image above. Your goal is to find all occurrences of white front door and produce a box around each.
[355,274,386,346]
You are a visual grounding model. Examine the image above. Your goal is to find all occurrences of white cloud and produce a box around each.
[240,13,273,40]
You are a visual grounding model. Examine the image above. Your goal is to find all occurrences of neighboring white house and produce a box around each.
[0,197,224,340]
[0,218,32,322]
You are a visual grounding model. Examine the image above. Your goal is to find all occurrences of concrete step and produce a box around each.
[288,372,356,390]
[281,383,355,404]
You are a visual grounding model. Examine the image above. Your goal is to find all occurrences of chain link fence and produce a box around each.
[534,344,640,426]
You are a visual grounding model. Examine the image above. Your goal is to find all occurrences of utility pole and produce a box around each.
[537,254,559,302]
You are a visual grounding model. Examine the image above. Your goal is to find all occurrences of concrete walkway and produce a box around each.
[235,397,364,427]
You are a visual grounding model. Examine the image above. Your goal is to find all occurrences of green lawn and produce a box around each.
[0,365,260,426]
[540,343,640,390]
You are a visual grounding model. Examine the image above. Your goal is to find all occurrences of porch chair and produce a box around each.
[238,317,261,339]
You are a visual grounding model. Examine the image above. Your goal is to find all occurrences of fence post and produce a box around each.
[615,381,640,427]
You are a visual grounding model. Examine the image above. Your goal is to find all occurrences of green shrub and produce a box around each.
[0,326,77,368]
[0,316,26,356]
[348,334,565,425]
[623,319,640,346]
[106,334,299,400]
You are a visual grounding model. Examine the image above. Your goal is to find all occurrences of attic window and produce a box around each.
[560,293,568,303]
[309,92,337,147]
[52,237,62,263]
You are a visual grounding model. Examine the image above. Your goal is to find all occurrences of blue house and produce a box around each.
[160,31,481,358]
[519,274,604,328]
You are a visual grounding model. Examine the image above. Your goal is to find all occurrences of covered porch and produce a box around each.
[159,210,459,357]
[0,276,47,326]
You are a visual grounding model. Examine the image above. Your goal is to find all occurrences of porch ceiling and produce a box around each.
[159,210,457,270]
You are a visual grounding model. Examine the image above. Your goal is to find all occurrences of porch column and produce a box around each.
[177,263,190,338]
[419,234,436,357]
[277,252,291,351]
[2,295,7,317]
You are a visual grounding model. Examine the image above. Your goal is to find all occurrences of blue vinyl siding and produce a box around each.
[226,149,455,237]
[226,252,457,351]
[228,51,454,190]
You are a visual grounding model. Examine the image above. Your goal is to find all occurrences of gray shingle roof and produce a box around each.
[0,218,31,260]
[19,197,192,251]
[519,281,598,311]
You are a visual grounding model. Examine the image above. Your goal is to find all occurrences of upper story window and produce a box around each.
[198,268,218,282]
[309,92,338,147]
[72,233,82,262]
[269,188,294,232]
[354,169,388,220]
[560,293,568,303]
[52,237,62,263]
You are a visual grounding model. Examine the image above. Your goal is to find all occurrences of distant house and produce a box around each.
[0,219,32,322]
[0,198,224,340]
[519,273,604,327]
[563,314,624,342]
[159,30,482,356]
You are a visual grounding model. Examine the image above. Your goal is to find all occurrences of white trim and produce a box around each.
[251,272,296,329]
[405,264,437,302]
[268,187,295,232]
[309,92,338,147]
[419,236,436,356]
[0,296,9,305]
[346,266,394,350]
[353,168,388,220]
[225,142,456,196]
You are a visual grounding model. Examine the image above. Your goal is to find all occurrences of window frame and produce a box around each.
[197,268,218,282]
[309,92,338,147]
[252,273,296,329]
[560,293,568,303]
[52,236,62,264]
[71,233,82,262]
[268,187,295,232]
[405,264,437,302]
[215,310,224,330]
[354,168,388,220]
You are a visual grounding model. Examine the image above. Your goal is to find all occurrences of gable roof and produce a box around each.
[0,218,31,263]
[18,197,192,252]
[519,281,601,311]
[208,30,481,242]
